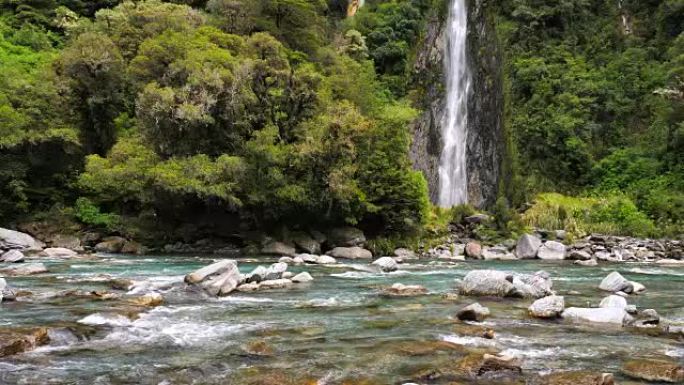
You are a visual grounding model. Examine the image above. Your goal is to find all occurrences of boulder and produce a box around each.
[49,234,82,251]
[264,262,288,280]
[237,282,260,292]
[456,303,490,322]
[622,359,684,383]
[185,260,237,284]
[516,234,542,259]
[454,353,521,377]
[459,269,553,299]
[529,295,565,318]
[0,228,44,251]
[465,242,482,259]
[464,214,491,224]
[482,246,517,260]
[562,307,632,325]
[291,272,314,283]
[631,309,660,327]
[121,241,144,255]
[0,249,25,263]
[598,271,633,293]
[327,227,366,247]
[291,232,320,254]
[0,327,49,357]
[261,242,296,257]
[0,263,47,276]
[539,371,615,385]
[512,271,554,298]
[393,248,417,261]
[327,246,372,260]
[372,257,398,272]
[537,241,566,260]
[630,280,646,294]
[382,283,427,296]
[574,259,598,267]
[40,247,77,258]
[315,255,337,264]
[568,250,592,261]
[259,278,293,290]
[245,265,268,283]
[201,265,242,296]
[599,295,627,309]
[282,271,294,279]
[94,236,126,253]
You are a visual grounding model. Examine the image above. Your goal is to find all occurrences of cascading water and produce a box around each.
[438,0,471,207]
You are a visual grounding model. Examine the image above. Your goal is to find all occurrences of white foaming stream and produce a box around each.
[438,0,471,207]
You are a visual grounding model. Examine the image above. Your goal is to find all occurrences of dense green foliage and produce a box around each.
[0,0,430,241]
[497,0,684,236]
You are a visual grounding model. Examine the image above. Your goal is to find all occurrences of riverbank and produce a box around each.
[0,226,683,384]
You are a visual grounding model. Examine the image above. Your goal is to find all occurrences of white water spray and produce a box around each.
[438,0,471,207]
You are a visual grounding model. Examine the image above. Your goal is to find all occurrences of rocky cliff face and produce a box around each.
[410,0,504,208]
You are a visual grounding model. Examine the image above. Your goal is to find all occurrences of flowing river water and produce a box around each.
[1,254,683,384]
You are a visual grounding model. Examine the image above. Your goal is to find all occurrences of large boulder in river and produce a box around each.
[516,234,542,259]
[0,263,47,276]
[327,246,372,260]
[561,307,632,325]
[598,271,633,293]
[465,242,482,259]
[261,241,296,257]
[622,359,684,383]
[372,257,398,272]
[40,247,77,258]
[291,272,313,283]
[0,249,25,263]
[0,228,44,251]
[94,236,126,253]
[459,269,553,299]
[263,262,288,280]
[529,295,565,318]
[291,232,321,254]
[185,259,241,295]
[599,295,628,309]
[456,303,490,322]
[537,241,566,260]
[327,227,366,247]
[512,271,554,298]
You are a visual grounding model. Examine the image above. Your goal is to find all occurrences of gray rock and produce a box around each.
[327,246,372,260]
[595,251,618,262]
[0,227,44,251]
[528,295,565,318]
[291,232,320,254]
[599,271,633,293]
[512,271,554,298]
[237,282,260,292]
[537,241,566,260]
[562,307,632,325]
[482,246,517,260]
[328,227,366,247]
[278,256,294,264]
[315,255,337,264]
[185,260,237,284]
[264,262,288,281]
[291,272,313,283]
[516,234,542,259]
[464,214,491,224]
[632,309,660,327]
[599,295,628,309]
[554,230,567,240]
[200,263,242,295]
[47,328,79,346]
[1,249,25,263]
[568,250,592,260]
[630,280,646,294]
[281,271,294,279]
[0,263,47,276]
[383,283,427,296]
[372,257,398,272]
[456,303,490,322]
[625,305,638,314]
[246,266,268,283]
[574,259,598,267]
[40,247,77,258]
[261,242,296,257]
[459,270,516,297]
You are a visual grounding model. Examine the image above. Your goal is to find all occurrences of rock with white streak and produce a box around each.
[372,257,398,272]
[598,271,633,293]
[0,227,44,251]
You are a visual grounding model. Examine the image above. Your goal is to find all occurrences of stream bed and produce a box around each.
[1,254,683,384]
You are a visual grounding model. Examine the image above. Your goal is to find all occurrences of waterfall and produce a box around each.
[438,0,471,207]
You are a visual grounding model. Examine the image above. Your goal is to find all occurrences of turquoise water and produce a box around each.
[1,254,683,384]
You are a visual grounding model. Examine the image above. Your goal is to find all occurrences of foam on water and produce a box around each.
[78,313,133,327]
[441,334,498,348]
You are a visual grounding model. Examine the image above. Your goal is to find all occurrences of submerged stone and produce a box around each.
[456,303,490,322]
[622,359,684,383]
[0,327,49,357]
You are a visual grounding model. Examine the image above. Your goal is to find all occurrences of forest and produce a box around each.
[0,0,682,246]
